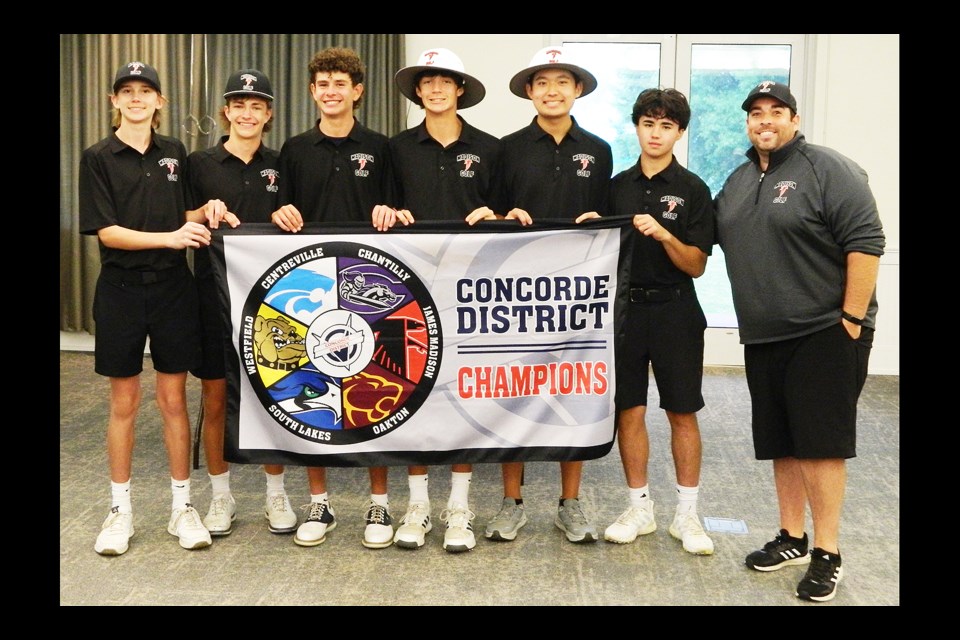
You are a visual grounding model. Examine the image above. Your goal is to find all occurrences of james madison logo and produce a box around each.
[240,241,441,444]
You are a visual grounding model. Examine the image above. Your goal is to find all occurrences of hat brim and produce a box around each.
[508,64,598,99]
[395,66,486,109]
[113,75,161,94]
[223,90,275,101]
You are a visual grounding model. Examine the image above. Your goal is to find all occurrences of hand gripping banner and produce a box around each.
[210,218,634,468]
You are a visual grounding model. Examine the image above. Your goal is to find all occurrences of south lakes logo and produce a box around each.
[239,241,441,445]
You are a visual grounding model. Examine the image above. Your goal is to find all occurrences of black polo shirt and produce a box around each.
[278,119,396,223]
[610,156,714,288]
[494,116,612,219]
[390,116,500,221]
[186,136,280,278]
[79,131,189,271]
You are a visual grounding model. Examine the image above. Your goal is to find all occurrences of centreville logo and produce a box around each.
[458,153,479,178]
[573,153,594,178]
[240,242,439,445]
[660,195,684,221]
[773,180,797,204]
[159,158,179,181]
[351,153,374,178]
[261,168,279,192]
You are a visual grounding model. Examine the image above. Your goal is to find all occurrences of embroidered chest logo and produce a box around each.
[773,181,797,204]
[457,153,480,178]
[159,157,179,182]
[351,153,374,177]
[261,168,279,192]
[573,153,595,178]
[660,195,684,220]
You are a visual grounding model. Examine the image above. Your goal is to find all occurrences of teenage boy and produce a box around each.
[81,61,216,554]
[187,69,298,538]
[271,47,398,549]
[578,88,715,555]
[485,45,613,544]
[374,47,501,553]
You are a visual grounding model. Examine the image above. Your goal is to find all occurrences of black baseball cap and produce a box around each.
[113,61,161,94]
[223,69,275,101]
[741,81,796,112]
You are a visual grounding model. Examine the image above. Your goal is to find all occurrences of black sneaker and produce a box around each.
[745,529,810,571]
[796,548,843,602]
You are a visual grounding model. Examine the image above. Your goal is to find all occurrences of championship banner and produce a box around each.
[210,219,634,468]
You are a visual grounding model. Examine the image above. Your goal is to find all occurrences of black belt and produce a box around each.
[100,264,187,286]
[629,283,690,303]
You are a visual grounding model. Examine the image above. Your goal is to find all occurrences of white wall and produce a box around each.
[404,34,900,376]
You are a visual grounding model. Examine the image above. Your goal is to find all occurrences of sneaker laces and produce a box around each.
[366,502,389,525]
[303,501,328,522]
[209,496,230,516]
[564,502,589,525]
[440,507,475,529]
[764,531,796,552]
[178,505,205,530]
[401,503,430,526]
[268,492,290,513]
[104,507,129,532]
[616,506,649,527]
[805,553,838,584]
[676,512,706,535]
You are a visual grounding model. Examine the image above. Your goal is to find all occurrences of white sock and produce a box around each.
[209,471,230,497]
[310,492,329,504]
[111,480,132,514]
[171,478,191,511]
[371,493,389,508]
[408,474,429,505]
[629,485,652,508]
[677,484,699,515]
[448,471,472,509]
[266,471,285,495]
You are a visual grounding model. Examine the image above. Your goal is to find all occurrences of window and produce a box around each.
[555,34,806,329]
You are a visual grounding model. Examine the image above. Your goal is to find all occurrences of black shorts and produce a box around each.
[616,284,706,413]
[192,274,228,380]
[93,264,202,377]
[744,322,874,460]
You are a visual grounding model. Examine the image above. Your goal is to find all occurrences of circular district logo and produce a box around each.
[239,241,441,444]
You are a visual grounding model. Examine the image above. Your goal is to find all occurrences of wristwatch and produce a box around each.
[841,311,864,325]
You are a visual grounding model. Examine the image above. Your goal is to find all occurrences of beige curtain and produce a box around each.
[60,33,405,333]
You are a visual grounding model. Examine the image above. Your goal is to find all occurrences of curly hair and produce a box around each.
[309,47,366,110]
[631,88,690,130]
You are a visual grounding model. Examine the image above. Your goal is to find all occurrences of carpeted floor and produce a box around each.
[59,350,899,606]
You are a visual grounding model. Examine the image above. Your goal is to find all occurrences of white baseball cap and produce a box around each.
[395,48,486,109]
[508,45,598,99]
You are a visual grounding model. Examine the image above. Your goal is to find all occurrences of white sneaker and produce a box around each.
[265,491,298,533]
[203,494,237,536]
[362,501,394,549]
[294,501,337,547]
[94,507,134,556]
[440,505,476,553]
[168,504,213,550]
[604,503,657,544]
[393,502,432,549]
[669,509,714,555]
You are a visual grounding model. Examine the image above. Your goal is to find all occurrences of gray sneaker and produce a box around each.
[484,498,527,541]
[555,498,598,543]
